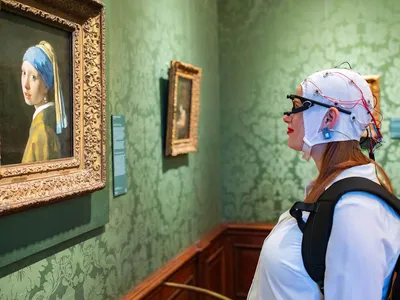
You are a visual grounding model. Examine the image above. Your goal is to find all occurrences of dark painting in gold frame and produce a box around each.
[361,75,380,142]
[165,60,202,156]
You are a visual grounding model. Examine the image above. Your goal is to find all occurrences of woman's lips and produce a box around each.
[24,92,31,99]
[287,128,294,134]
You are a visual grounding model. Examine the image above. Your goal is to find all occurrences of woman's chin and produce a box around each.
[24,99,34,106]
[287,140,302,152]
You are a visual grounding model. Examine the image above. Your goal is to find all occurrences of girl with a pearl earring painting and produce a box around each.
[20,40,67,163]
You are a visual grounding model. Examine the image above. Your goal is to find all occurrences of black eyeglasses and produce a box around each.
[283,94,352,116]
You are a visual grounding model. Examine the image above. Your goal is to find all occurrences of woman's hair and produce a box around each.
[304,140,394,203]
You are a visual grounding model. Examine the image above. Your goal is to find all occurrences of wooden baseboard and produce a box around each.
[122,222,274,300]
[225,222,274,231]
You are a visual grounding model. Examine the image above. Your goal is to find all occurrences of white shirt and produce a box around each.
[247,164,400,300]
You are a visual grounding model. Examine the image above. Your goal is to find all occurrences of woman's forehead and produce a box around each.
[21,61,38,73]
[295,84,303,95]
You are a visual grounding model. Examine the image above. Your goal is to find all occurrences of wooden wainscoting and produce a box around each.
[225,224,273,300]
[122,223,274,300]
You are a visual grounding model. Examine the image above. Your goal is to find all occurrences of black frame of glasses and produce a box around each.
[283,94,352,116]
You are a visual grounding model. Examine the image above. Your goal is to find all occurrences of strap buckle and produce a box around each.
[289,202,319,233]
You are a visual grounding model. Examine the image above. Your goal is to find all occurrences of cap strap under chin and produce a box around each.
[302,139,312,161]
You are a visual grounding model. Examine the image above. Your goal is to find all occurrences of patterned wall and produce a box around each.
[0,0,221,299]
[219,0,400,222]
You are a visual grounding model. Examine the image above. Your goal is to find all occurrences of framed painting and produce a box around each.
[165,60,202,156]
[0,0,106,215]
[361,75,381,141]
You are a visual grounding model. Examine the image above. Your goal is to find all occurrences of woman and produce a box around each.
[21,40,67,163]
[176,104,188,139]
[247,68,400,299]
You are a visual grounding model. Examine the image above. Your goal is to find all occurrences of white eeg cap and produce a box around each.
[300,68,374,160]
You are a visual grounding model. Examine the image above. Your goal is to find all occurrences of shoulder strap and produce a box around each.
[318,177,400,215]
[290,177,400,294]
[391,258,400,300]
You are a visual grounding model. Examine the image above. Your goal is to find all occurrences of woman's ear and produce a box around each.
[321,107,339,129]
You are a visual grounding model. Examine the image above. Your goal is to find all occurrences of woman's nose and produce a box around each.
[283,114,291,124]
[23,77,29,90]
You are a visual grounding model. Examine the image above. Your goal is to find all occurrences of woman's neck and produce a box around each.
[34,102,46,110]
[32,102,54,121]
[311,144,327,172]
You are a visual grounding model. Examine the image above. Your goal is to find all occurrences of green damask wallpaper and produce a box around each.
[0,0,221,299]
[219,0,400,222]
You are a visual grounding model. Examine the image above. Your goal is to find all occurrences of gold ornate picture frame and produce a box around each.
[362,75,381,139]
[165,60,202,156]
[0,0,106,215]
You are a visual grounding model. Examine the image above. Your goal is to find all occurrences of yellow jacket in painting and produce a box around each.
[22,104,61,163]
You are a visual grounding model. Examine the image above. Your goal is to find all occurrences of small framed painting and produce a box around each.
[165,60,202,156]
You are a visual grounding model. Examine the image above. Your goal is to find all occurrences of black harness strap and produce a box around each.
[392,257,400,300]
[290,177,400,297]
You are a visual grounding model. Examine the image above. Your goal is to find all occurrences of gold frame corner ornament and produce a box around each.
[0,0,106,215]
[165,60,202,156]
